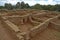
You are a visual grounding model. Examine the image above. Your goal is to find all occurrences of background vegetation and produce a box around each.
[0,1,60,11]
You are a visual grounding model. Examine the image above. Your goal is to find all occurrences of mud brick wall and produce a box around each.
[30,19,50,37]
[49,15,60,31]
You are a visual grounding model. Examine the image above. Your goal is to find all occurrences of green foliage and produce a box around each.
[4,3,13,10]
[0,1,60,12]
[16,2,21,9]
[20,1,25,9]
[32,4,42,10]
[0,6,4,9]
[25,3,30,8]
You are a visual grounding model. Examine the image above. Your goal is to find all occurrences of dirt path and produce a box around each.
[31,27,60,40]
[18,23,34,32]
[0,21,19,40]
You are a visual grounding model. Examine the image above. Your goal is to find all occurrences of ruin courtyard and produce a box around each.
[0,9,60,40]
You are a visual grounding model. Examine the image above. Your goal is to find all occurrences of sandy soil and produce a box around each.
[0,10,60,40]
[52,18,60,24]
[0,21,19,40]
[31,27,60,40]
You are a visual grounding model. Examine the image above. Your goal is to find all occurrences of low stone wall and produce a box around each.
[4,20,20,32]
[51,16,60,21]
[29,16,40,25]
[49,15,60,31]
[0,17,19,40]
[30,19,50,37]
[29,15,60,38]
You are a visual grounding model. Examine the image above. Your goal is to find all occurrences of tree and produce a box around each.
[32,4,42,10]
[55,4,60,11]
[16,2,21,9]
[25,3,30,8]
[49,5,56,11]
[0,6,4,9]
[21,1,25,9]
[5,3,8,9]
[4,3,13,10]
[44,5,52,10]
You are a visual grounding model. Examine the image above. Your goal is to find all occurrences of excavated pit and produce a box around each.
[0,10,60,40]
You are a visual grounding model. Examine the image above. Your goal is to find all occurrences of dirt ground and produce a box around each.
[31,27,60,40]
[0,10,60,40]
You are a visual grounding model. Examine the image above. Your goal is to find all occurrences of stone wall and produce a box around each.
[29,19,50,37]
[29,15,60,38]
[0,17,19,40]
[49,15,60,31]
